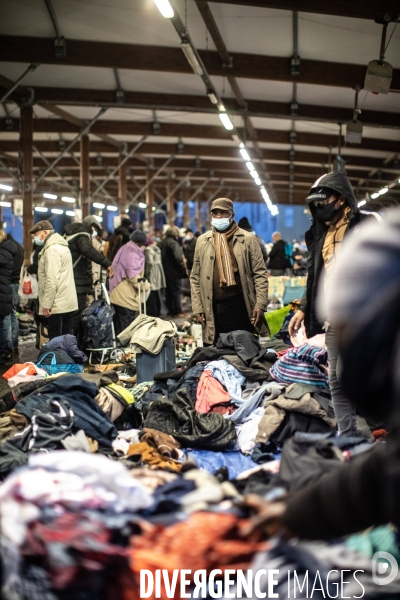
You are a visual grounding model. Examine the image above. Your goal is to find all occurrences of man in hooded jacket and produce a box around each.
[64,215,113,337]
[288,172,373,436]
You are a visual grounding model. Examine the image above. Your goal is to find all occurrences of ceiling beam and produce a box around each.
[3,86,398,129]
[209,0,400,21]
[1,36,399,90]
[2,118,399,154]
[0,140,396,170]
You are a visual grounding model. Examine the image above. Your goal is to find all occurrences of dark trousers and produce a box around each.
[146,290,161,318]
[326,325,357,437]
[48,312,73,340]
[113,304,138,336]
[214,293,254,339]
[71,293,87,331]
[165,278,182,316]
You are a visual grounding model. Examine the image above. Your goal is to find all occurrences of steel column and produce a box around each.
[20,105,33,260]
[146,169,154,230]
[118,161,127,213]
[80,134,90,218]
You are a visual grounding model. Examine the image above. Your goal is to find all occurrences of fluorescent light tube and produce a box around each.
[153,0,174,18]
[357,200,367,207]
[106,205,118,211]
[35,206,48,212]
[66,210,75,217]
[219,113,234,131]
[255,177,262,186]
[61,196,75,203]
[0,201,11,207]
[207,90,218,104]
[93,202,105,209]
[250,170,259,179]
[0,183,12,191]
[218,103,225,112]
[379,187,388,195]
[43,193,57,200]
[246,162,255,172]
[51,208,64,214]
[240,148,251,161]
[371,192,379,199]
[181,42,203,76]
[139,202,147,209]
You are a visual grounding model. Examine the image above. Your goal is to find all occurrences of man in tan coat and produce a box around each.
[31,220,78,340]
[190,198,269,345]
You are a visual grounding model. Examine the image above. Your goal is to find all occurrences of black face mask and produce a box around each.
[315,200,341,223]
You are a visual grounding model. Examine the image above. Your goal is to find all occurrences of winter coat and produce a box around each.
[190,226,269,345]
[0,239,16,317]
[145,244,166,290]
[300,172,374,337]
[161,235,186,280]
[37,232,78,315]
[268,239,288,271]
[183,237,197,271]
[8,235,24,284]
[109,273,150,311]
[64,223,111,295]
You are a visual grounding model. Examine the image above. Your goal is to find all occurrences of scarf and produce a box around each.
[109,241,145,293]
[213,221,239,287]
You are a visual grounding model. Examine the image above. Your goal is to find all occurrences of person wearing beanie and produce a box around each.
[161,226,187,317]
[288,171,377,437]
[237,216,268,264]
[64,217,113,342]
[30,220,78,341]
[190,198,269,345]
[109,230,151,334]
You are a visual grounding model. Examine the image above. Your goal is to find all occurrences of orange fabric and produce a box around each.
[124,512,266,600]
[2,363,39,380]
[195,370,231,413]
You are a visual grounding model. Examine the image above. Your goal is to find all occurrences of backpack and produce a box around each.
[284,242,294,268]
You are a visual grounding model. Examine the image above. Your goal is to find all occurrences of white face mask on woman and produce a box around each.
[212,217,231,231]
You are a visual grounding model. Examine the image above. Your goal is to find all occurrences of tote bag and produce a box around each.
[36,352,84,376]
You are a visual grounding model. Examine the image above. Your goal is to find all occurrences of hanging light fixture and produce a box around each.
[219,112,234,131]
[153,0,174,19]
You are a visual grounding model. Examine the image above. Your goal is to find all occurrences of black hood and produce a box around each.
[306,172,359,220]
[64,222,90,236]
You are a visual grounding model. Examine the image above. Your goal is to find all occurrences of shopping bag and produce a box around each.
[3,362,48,388]
[36,352,84,376]
[18,268,38,301]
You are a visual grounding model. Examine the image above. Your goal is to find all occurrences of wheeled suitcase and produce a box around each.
[136,337,176,383]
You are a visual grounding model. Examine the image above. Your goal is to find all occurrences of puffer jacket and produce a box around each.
[8,235,24,284]
[64,223,111,294]
[0,239,16,317]
[190,225,269,345]
[37,233,78,315]
[300,172,374,337]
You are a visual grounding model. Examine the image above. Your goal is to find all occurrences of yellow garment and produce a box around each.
[128,441,182,472]
[322,207,351,288]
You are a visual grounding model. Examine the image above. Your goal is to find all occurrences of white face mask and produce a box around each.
[92,230,98,238]
[212,217,231,231]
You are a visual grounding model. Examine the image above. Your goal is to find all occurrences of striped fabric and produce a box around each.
[270,343,329,388]
[213,223,239,287]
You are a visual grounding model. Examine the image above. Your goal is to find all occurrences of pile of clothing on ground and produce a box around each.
[0,330,397,599]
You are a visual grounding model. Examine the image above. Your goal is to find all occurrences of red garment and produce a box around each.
[195,370,231,413]
[210,403,237,415]
[125,512,266,600]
